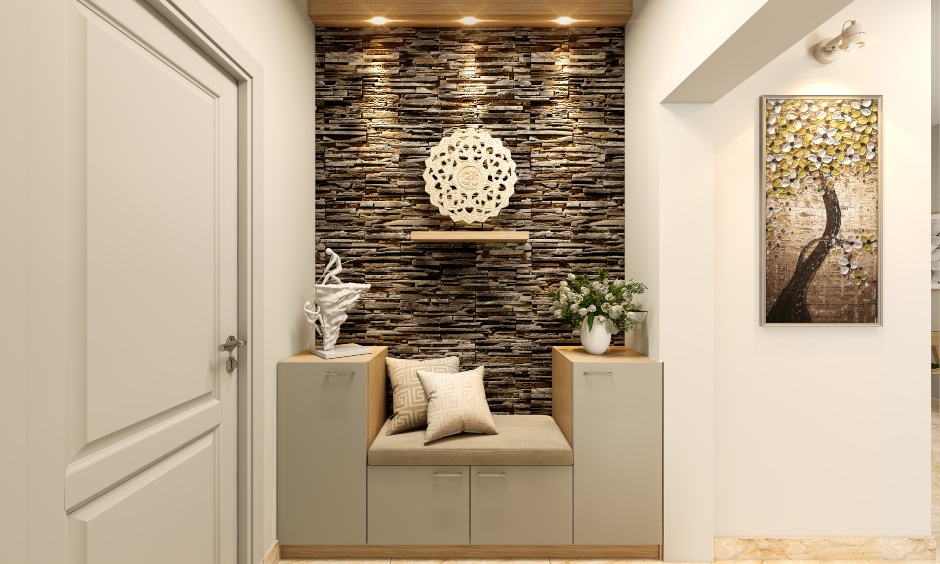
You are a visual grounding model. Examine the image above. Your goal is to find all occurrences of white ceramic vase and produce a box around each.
[622,329,636,350]
[580,319,612,355]
[623,311,648,350]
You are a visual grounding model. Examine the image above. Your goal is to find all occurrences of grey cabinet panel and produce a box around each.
[470,465,572,545]
[277,360,368,545]
[368,465,470,545]
[573,360,662,545]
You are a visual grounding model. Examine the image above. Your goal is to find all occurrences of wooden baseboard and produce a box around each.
[280,544,661,560]
[263,540,280,564]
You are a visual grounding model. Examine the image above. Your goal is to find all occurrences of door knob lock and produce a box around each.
[219,335,246,373]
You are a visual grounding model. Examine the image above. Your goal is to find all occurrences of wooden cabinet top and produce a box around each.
[552,346,656,363]
[280,346,388,364]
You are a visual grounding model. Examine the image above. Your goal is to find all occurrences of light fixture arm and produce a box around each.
[821,35,843,53]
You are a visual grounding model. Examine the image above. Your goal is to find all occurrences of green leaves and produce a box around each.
[549,269,647,334]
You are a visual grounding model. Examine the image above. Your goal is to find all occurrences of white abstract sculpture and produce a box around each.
[303,249,371,353]
[423,127,517,224]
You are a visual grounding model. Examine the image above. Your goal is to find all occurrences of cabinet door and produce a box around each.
[573,361,662,545]
[471,466,572,545]
[277,361,368,545]
[368,466,470,545]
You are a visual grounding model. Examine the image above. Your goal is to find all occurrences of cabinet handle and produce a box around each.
[325,371,355,378]
[433,472,462,478]
[477,472,506,478]
[583,371,613,376]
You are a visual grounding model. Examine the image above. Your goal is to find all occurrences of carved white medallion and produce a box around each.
[423,127,517,224]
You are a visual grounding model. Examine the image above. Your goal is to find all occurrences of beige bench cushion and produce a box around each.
[368,414,573,466]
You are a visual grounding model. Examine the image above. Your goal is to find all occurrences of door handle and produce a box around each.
[218,335,246,352]
[219,335,247,374]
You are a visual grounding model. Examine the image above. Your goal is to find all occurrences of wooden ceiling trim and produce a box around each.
[308,0,631,28]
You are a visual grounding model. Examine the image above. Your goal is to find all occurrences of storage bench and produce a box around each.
[367,415,573,545]
[276,346,664,560]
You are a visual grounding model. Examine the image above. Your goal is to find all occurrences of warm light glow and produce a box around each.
[459,17,481,25]
[844,41,864,52]
[555,17,576,25]
[368,16,391,25]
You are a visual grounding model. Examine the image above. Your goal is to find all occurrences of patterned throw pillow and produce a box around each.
[385,356,460,435]
[416,366,498,444]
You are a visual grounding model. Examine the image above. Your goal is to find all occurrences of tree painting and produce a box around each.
[762,96,880,324]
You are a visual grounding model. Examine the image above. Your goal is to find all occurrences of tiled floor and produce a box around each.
[278,561,665,564]
[282,404,940,564]
[279,561,938,564]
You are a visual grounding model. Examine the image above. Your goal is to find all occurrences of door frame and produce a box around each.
[127,1,265,563]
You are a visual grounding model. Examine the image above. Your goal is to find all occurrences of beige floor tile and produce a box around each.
[551,560,620,564]
[391,561,549,564]
[550,560,657,564]
[779,560,880,564]
[282,560,390,564]
[390,561,549,564]
[427,561,549,564]
[550,560,665,564]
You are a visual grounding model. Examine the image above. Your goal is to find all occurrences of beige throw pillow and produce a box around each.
[416,366,498,444]
[386,356,460,435]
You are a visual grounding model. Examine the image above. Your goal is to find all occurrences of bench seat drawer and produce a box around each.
[471,465,572,545]
[367,465,469,545]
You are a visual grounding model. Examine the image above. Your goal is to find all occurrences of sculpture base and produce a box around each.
[309,343,373,359]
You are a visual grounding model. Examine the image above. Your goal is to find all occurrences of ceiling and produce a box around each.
[308,0,632,28]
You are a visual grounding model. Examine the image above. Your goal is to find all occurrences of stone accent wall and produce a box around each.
[315,27,625,414]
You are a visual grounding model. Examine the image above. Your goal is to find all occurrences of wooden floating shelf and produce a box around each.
[410,230,529,243]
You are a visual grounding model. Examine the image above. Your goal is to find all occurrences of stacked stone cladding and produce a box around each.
[316,27,626,414]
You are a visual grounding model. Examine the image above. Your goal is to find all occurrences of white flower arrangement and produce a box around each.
[549,269,647,334]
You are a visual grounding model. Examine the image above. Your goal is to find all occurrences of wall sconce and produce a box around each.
[813,20,866,64]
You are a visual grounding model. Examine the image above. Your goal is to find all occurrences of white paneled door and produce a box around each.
[64,1,238,563]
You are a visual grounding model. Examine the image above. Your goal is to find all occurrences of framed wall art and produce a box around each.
[761,95,882,326]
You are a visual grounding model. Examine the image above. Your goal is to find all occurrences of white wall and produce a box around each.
[712,0,931,537]
[195,0,317,560]
[627,0,932,557]
[625,1,766,560]
[932,0,938,125]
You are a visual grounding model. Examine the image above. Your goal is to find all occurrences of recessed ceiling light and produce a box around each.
[459,17,481,25]
[555,17,576,25]
[368,16,391,25]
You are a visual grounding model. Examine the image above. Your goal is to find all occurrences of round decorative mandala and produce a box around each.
[423,127,517,224]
